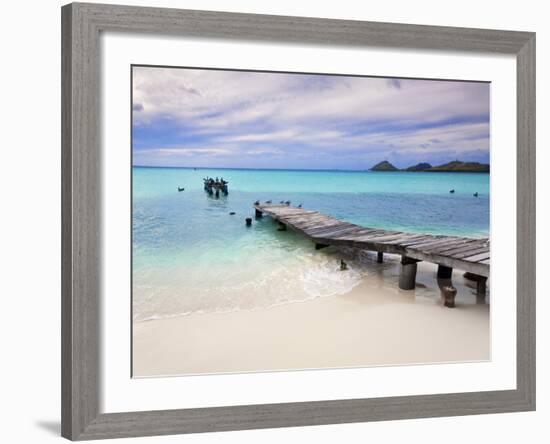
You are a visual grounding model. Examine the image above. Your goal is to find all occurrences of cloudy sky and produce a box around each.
[132,66,490,170]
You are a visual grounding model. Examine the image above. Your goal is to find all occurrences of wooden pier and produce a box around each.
[254,204,489,305]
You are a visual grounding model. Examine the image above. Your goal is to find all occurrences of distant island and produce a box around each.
[370,160,489,173]
[369,160,398,171]
[405,162,432,172]
[427,161,490,172]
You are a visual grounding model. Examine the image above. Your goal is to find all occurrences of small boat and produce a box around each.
[178,187,185,192]
[449,189,455,194]
[473,192,479,197]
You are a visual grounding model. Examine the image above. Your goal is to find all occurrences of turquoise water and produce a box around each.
[132,167,489,320]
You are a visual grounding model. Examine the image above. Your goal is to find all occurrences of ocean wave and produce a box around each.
[133,247,370,322]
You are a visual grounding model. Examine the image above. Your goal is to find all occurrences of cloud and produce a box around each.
[132,66,490,169]
[178,85,201,96]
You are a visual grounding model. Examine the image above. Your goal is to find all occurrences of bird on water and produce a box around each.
[473,192,479,197]
[449,189,455,194]
[178,187,185,192]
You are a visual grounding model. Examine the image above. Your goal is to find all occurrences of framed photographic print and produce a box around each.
[61,2,535,440]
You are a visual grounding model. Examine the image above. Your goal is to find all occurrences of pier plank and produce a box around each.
[310,225,360,238]
[302,221,346,233]
[385,234,431,245]
[332,230,388,243]
[406,238,462,251]
[451,246,490,259]
[421,238,478,251]
[430,239,485,255]
[356,233,407,243]
[463,252,491,262]
[391,235,437,246]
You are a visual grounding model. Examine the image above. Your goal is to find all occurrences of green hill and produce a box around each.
[427,161,489,172]
[405,162,432,172]
[370,160,398,171]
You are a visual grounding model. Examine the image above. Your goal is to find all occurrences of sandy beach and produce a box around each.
[133,257,490,377]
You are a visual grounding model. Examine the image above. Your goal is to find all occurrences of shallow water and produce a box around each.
[132,167,490,321]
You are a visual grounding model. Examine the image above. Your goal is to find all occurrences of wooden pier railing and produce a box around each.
[254,204,489,307]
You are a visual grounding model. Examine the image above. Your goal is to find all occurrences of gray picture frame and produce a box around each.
[61,2,536,440]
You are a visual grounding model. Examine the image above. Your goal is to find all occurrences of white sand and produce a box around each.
[133,259,489,377]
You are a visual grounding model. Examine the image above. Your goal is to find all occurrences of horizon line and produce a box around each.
[133,165,370,172]
[133,163,490,172]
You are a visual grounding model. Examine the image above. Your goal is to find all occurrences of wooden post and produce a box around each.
[477,276,488,295]
[255,209,263,218]
[245,218,252,227]
[437,265,453,279]
[398,256,418,290]
[277,222,287,231]
[463,272,488,296]
[442,285,457,308]
[377,252,383,263]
